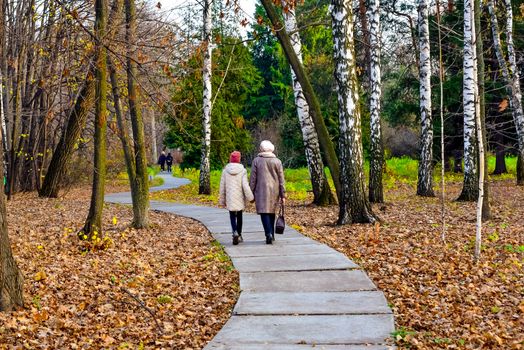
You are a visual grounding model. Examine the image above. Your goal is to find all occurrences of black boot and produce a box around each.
[266,236,272,244]
[232,231,239,245]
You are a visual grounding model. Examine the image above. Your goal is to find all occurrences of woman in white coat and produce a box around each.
[219,151,254,245]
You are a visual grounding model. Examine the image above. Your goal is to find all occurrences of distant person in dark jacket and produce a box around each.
[158,151,166,171]
[166,152,173,172]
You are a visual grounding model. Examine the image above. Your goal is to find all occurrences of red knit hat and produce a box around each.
[230,151,241,163]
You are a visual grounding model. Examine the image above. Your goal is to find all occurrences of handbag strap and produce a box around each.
[279,198,285,216]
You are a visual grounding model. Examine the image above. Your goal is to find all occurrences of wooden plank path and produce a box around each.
[106,174,395,349]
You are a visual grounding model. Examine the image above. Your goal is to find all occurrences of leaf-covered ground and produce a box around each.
[0,188,238,349]
[285,179,524,349]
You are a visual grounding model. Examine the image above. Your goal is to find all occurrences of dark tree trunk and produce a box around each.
[0,0,23,312]
[81,0,108,238]
[453,149,463,172]
[493,145,507,174]
[260,0,341,201]
[39,73,95,198]
[125,0,149,228]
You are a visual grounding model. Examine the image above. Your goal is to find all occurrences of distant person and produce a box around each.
[166,152,173,172]
[158,151,166,172]
[250,140,285,245]
[219,151,254,245]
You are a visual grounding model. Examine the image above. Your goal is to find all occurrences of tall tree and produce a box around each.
[0,0,23,311]
[282,1,334,206]
[458,0,479,201]
[416,0,435,197]
[39,0,122,198]
[260,0,342,200]
[198,0,212,195]
[368,0,384,203]
[474,0,490,219]
[469,0,485,261]
[487,0,524,185]
[125,0,149,227]
[331,0,377,224]
[81,0,108,238]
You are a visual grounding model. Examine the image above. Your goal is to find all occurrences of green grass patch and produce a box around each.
[151,156,517,204]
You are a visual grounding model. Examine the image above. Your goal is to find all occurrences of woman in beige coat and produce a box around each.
[249,140,285,244]
[219,151,254,245]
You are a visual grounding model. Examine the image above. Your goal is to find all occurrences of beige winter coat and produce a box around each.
[219,163,254,211]
[249,152,285,214]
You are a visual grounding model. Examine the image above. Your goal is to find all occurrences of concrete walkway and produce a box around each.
[106,174,395,349]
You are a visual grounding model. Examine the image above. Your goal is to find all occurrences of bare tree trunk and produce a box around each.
[125,0,149,228]
[198,0,212,195]
[0,147,23,310]
[81,0,108,238]
[0,0,23,311]
[458,0,479,202]
[260,0,342,200]
[282,1,334,206]
[471,0,484,261]
[475,0,490,220]
[150,109,157,164]
[108,56,135,184]
[436,0,446,241]
[487,0,524,185]
[39,0,121,198]
[417,0,435,197]
[368,0,384,203]
[331,0,378,225]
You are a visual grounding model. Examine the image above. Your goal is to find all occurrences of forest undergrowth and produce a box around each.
[0,187,238,349]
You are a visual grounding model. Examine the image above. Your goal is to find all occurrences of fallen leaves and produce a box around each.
[0,186,239,349]
[285,179,524,349]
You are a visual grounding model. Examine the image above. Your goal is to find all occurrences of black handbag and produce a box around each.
[275,200,285,234]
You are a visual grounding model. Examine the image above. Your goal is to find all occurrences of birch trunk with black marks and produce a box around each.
[331,0,377,224]
[260,0,342,201]
[488,0,524,185]
[471,0,484,260]
[417,0,435,197]
[458,0,479,201]
[81,0,108,238]
[368,0,383,203]
[283,2,334,206]
[199,0,212,195]
[125,0,149,228]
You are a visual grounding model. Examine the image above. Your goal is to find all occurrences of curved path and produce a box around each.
[106,174,395,349]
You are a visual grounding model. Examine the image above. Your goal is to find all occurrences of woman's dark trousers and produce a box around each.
[229,211,243,234]
[260,213,275,240]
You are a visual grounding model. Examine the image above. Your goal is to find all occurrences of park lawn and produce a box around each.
[0,186,239,349]
[152,156,523,349]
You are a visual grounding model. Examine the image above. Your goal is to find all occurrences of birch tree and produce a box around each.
[416,0,435,197]
[282,1,334,206]
[487,0,524,186]
[81,0,108,238]
[198,0,212,195]
[458,0,479,201]
[474,0,490,219]
[260,0,342,200]
[368,0,384,203]
[331,0,377,224]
